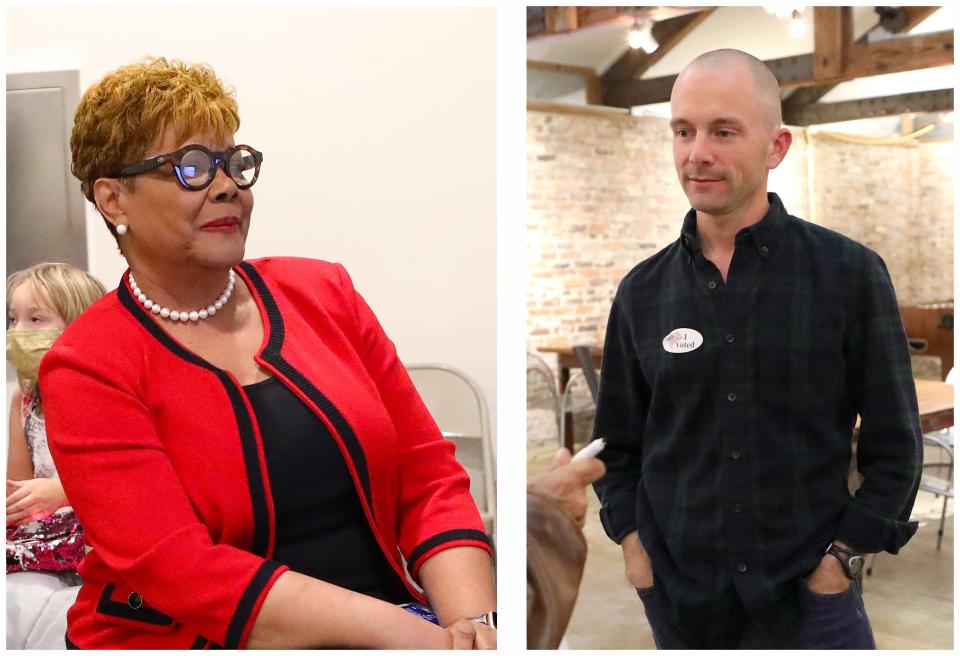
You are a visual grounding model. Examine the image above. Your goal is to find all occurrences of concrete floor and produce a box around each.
[528,444,954,650]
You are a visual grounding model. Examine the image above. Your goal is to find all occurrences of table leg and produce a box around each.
[559,366,574,452]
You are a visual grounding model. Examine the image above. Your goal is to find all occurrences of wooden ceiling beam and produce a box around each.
[605,54,814,107]
[843,30,953,81]
[784,6,942,112]
[813,7,852,80]
[527,59,603,105]
[527,6,712,40]
[602,9,715,90]
[880,6,942,33]
[783,88,953,125]
[606,30,953,108]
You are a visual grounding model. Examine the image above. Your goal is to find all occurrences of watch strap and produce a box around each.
[469,611,497,629]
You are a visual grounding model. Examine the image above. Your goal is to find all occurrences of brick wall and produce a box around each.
[811,136,954,304]
[527,107,954,445]
[915,141,955,303]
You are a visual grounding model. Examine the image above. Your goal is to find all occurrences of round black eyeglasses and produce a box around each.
[109,144,263,191]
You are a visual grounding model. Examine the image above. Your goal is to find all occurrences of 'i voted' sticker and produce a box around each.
[662,328,703,354]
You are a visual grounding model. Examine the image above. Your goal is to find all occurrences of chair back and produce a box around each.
[527,351,562,443]
[405,363,496,537]
[572,345,600,403]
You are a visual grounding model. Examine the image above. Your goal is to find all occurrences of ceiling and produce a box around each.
[528,6,955,137]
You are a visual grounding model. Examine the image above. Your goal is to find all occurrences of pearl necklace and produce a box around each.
[128,270,236,322]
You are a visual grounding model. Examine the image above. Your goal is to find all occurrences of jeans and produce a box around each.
[637,580,876,649]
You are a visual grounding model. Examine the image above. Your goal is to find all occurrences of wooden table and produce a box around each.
[914,379,954,433]
[539,345,955,449]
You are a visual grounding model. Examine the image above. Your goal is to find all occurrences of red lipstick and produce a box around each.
[200,216,240,232]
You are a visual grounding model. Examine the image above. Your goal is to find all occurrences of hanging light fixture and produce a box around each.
[628,17,658,54]
[788,9,806,38]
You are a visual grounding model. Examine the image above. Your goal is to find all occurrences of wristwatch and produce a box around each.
[468,611,497,629]
[825,542,864,579]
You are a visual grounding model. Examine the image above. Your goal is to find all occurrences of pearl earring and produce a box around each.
[116,224,128,235]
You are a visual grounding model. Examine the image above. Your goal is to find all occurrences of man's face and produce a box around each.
[670,64,775,217]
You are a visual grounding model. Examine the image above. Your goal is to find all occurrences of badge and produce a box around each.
[662,328,703,354]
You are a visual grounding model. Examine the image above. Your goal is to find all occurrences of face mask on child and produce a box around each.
[6,328,63,380]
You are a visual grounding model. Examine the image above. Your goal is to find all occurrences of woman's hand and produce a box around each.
[527,447,605,528]
[443,618,496,649]
[6,478,67,525]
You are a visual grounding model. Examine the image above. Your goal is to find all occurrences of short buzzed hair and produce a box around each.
[683,49,783,130]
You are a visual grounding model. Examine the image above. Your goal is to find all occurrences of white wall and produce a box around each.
[8,6,498,442]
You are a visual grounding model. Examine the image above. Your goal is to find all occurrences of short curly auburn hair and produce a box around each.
[70,57,240,238]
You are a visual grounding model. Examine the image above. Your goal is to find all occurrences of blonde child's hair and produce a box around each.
[7,262,107,325]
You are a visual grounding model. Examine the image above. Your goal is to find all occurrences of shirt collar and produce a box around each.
[680,192,788,260]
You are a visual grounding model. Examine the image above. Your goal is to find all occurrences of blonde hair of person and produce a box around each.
[7,262,107,326]
[70,57,241,241]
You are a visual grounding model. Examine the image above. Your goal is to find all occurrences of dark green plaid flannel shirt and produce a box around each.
[592,193,922,647]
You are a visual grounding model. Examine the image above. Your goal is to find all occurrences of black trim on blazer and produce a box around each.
[239,262,374,514]
[224,559,284,649]
[65,633,79,649]
[118,279,271,558]
[190,635,223,649]
[96,583,175,626]
[407,529,494,574]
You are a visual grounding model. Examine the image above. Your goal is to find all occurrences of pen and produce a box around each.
[573,438,606,461]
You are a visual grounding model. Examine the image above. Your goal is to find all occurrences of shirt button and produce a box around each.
[732,503,743,513]
[707,281,718,290]
[761,245,769,256]
[128,592,143,610]
[738,563,748,573]
[726,334,735,344]
[727,392,737,401]
[731,450,741,460]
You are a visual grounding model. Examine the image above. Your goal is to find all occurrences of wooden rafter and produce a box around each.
[783,6,942,112]
[880,6,943,33]
[605,30,953,108]
[813,7,852,80]
[545,7,578,35]
[783,88,954,126]
[528,60,603,104]
[527,6,711,40]
[602,9,715,91]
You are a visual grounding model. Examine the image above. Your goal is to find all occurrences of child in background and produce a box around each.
[6,262,106,649]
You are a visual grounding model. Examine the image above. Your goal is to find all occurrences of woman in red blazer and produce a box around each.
[38,58,495,650]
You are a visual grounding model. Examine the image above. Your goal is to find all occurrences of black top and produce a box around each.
[244,376,411,604]
[592,193,922,647]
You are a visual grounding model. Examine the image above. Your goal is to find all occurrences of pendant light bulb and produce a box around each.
[628,19,658,54]
[788,9,806,38]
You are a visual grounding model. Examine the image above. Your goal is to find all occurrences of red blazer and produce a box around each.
[39,257,492,649]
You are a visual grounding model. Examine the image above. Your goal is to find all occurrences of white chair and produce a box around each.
[6,572,80,649]
[919,366,955,550]
[527,352,562,444]
[405,363,496,540]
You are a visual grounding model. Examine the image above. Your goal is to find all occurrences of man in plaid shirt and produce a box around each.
[592,49,922,648]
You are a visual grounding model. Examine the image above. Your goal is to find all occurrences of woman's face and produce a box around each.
[7,283,67,332]
[118,127,254,276]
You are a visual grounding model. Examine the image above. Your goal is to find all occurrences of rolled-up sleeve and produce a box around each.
[40,344,288,649]
[592,288,650,544]
[837,249,923,554]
